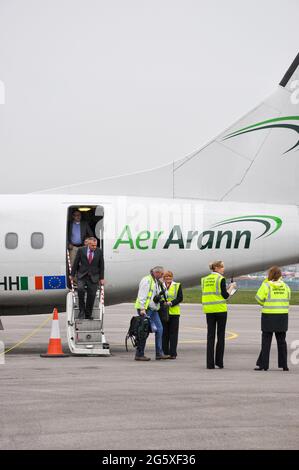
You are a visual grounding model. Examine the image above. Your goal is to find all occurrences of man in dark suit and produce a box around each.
[68,209,94,267]
[70,237,105,319]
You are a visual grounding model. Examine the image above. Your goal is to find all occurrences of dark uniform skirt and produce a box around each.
[261,314,288,332]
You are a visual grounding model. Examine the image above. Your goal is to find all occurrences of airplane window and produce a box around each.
[31,232,44,249]
[5,232,18,249]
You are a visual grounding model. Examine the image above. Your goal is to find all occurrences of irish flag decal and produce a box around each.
[20,276,44,290]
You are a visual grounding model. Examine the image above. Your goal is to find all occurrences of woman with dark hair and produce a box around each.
[255,266,290,371]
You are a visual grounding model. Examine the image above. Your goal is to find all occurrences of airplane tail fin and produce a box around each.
[38,53,299,205]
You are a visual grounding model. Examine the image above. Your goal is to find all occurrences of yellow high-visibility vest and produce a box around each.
[167,282,181,315]
[201,273,227,314]
[134,275,155,310]
[255,279,290,314]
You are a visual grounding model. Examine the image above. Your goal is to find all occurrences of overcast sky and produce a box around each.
[0,0,298,193]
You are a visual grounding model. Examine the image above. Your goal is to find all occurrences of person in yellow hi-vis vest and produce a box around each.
[255,266,290,371]
[161,271,183,359]
[201,261,236,369]
[134,266,169,361]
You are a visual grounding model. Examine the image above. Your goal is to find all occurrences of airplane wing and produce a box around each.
[36,52,299,205]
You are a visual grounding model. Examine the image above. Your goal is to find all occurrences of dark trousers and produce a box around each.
[256,331,288,370]
[136,335,146,357]
[206,312,227,368]
[77,276,98,318]
[161,315,180,357]
[135,313,149,357]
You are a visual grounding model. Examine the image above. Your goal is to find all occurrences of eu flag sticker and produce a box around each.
[44,276,66,290]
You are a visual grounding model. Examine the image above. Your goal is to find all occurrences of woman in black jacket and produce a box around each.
[255,266,290,371]
[159,271,183,359]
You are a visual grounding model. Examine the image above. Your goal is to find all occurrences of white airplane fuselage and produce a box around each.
[0,194,298,315]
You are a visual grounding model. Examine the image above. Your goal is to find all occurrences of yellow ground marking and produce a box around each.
[0,314,52,356]
[116,327,238,346]
[0,320,238,354]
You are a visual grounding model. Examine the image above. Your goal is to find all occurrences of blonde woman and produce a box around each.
[161,271,183,359]
[201,261,236,369]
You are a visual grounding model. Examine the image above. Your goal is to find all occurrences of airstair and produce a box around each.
[66,286,110,356]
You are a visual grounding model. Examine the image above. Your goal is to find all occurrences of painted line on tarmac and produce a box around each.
[112,328,238,346]
[178,327,238,343]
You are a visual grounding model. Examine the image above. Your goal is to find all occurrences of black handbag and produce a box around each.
[158,281,169,322]
[159,303,169,323]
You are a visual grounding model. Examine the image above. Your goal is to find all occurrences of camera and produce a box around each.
[153,292,165,304]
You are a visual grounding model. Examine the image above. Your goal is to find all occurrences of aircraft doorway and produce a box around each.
[65,204,109,355]
[66,205,104,286]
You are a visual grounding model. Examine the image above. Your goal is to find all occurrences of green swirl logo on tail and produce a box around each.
[211,215,282,239]
[223,116,299,154]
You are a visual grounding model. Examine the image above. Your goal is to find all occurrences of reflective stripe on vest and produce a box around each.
[201,273,227,314]
[134,275,155,310]
[167,282,181,315]
[261,281,290,314]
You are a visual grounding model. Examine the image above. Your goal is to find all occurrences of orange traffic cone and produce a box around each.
[40,308,69,357]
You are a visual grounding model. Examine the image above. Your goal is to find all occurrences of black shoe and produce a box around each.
[254,367,268,371]
[207,366,215,369]
[135,356,151,361]
[283,367,289,371]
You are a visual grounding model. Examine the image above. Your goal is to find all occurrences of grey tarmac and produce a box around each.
[0,304,299,450]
